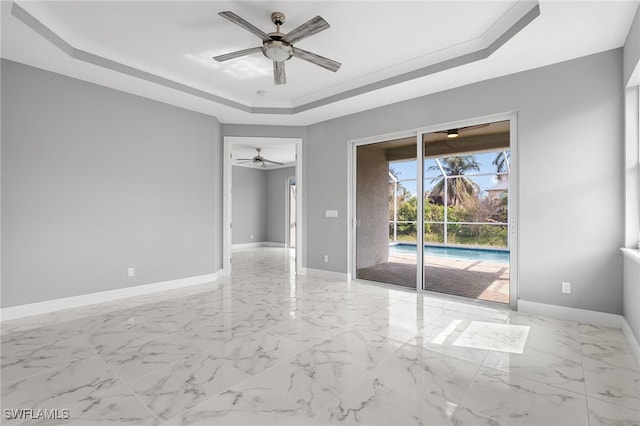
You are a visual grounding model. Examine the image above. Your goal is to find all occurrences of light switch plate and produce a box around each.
[325,210,338,218]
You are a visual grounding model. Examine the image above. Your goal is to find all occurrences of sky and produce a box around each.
[389,151,509,198]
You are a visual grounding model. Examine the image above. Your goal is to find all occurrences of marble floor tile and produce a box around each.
[583,359,640,411]
[81,322,173,355]
[452,321,530,354]
[173,381,315,426]
[449,407,513,426]
[99,334,204,382]
[2,334,97,383]
[125,353,250,421]
[242,343,372,413]
[1,324,78,353]
[582,340,640,371]
[587,396,640,426]
[1,356,120,411]
[482,343,586,394]
[1,247,636,426]
[309,374,459,425]
[309,329,405,371]
[377,342,480,403]
[0,312,65,335]
[408,321,490,365]
[349,312,422,344]
[460,367,589,426]
[262,317,344,347]
[54,382,160,425]
[579,323,630,345]
[206,328,301,376]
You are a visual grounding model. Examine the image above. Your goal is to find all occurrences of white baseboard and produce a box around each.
[302,268,350,281]
[622,317,640,368]
[232,242,286,249]
[1,272,220,321]
[518,300,622,328]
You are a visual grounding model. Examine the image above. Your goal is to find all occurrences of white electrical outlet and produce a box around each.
[323,255,329,263]
[128,267,135,277]
[561,281,571,294]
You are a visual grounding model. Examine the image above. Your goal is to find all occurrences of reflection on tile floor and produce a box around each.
[1,247,638,425]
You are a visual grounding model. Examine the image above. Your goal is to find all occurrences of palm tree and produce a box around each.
[428,156,480,206]
[493,151,510,173]
[389,167,411,201]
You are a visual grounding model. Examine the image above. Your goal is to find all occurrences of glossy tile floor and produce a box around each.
[1,247,638,425]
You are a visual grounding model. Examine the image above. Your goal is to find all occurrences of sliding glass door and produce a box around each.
[355,137,418,288]
[354,119,514,306]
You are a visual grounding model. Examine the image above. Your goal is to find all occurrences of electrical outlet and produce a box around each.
[323,255,329,263]
[250,234,253,240]
[128,267,135,277]
[561,281,571,294]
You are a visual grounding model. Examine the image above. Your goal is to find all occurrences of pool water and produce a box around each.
[390,243,510,263]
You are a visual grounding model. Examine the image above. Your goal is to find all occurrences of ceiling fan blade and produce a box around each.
[292,47,341,72]
[282,16,329,45]
[236,160,253,164]
[274,61,286,85]
[219,11,271,42]
[235,158,254,161]
[213,46,262,62]
[262,159,285,165]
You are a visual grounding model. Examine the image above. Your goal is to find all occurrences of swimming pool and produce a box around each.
[390,243,510,263]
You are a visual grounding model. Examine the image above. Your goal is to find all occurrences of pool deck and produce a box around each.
[356,252,510,304]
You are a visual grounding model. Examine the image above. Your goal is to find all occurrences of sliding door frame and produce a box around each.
[348,112,518,308]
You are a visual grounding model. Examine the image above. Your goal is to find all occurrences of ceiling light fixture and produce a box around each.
[262,40,293,62]
[447,129,459,138]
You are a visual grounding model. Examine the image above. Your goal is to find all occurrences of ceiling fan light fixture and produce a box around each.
[447,129,459,138]
[262,40,293,62]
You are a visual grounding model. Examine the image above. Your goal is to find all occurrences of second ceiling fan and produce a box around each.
[236,148,284,168]
[213,11,341,85]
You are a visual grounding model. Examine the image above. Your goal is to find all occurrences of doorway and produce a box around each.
[223,137,304,276]
[350,115,517,307]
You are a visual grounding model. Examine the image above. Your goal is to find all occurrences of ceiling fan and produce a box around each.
[213,11,341,85]
[436,124,490,139]
[236,148,284,168]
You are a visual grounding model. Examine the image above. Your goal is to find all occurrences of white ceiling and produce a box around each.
[1,1,638,126]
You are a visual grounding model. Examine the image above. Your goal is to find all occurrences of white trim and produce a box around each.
[518,300,622,328]
[0,272,220,321]
[621,248,640,264]
[223,139,232,276]
[622,316,640,368]
[302,268,350,282]
[232,242,286,249]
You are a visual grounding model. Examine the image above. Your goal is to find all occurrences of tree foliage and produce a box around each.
[427,156,480,207]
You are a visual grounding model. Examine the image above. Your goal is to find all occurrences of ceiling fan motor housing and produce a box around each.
[262,40,293,61]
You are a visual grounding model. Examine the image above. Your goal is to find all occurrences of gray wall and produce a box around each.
[266,167,295,244]
[231,166,295,245]
[232,166,267,244]
[305,49,624,314]
[623,256,640,342]
[1,59,222,308]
